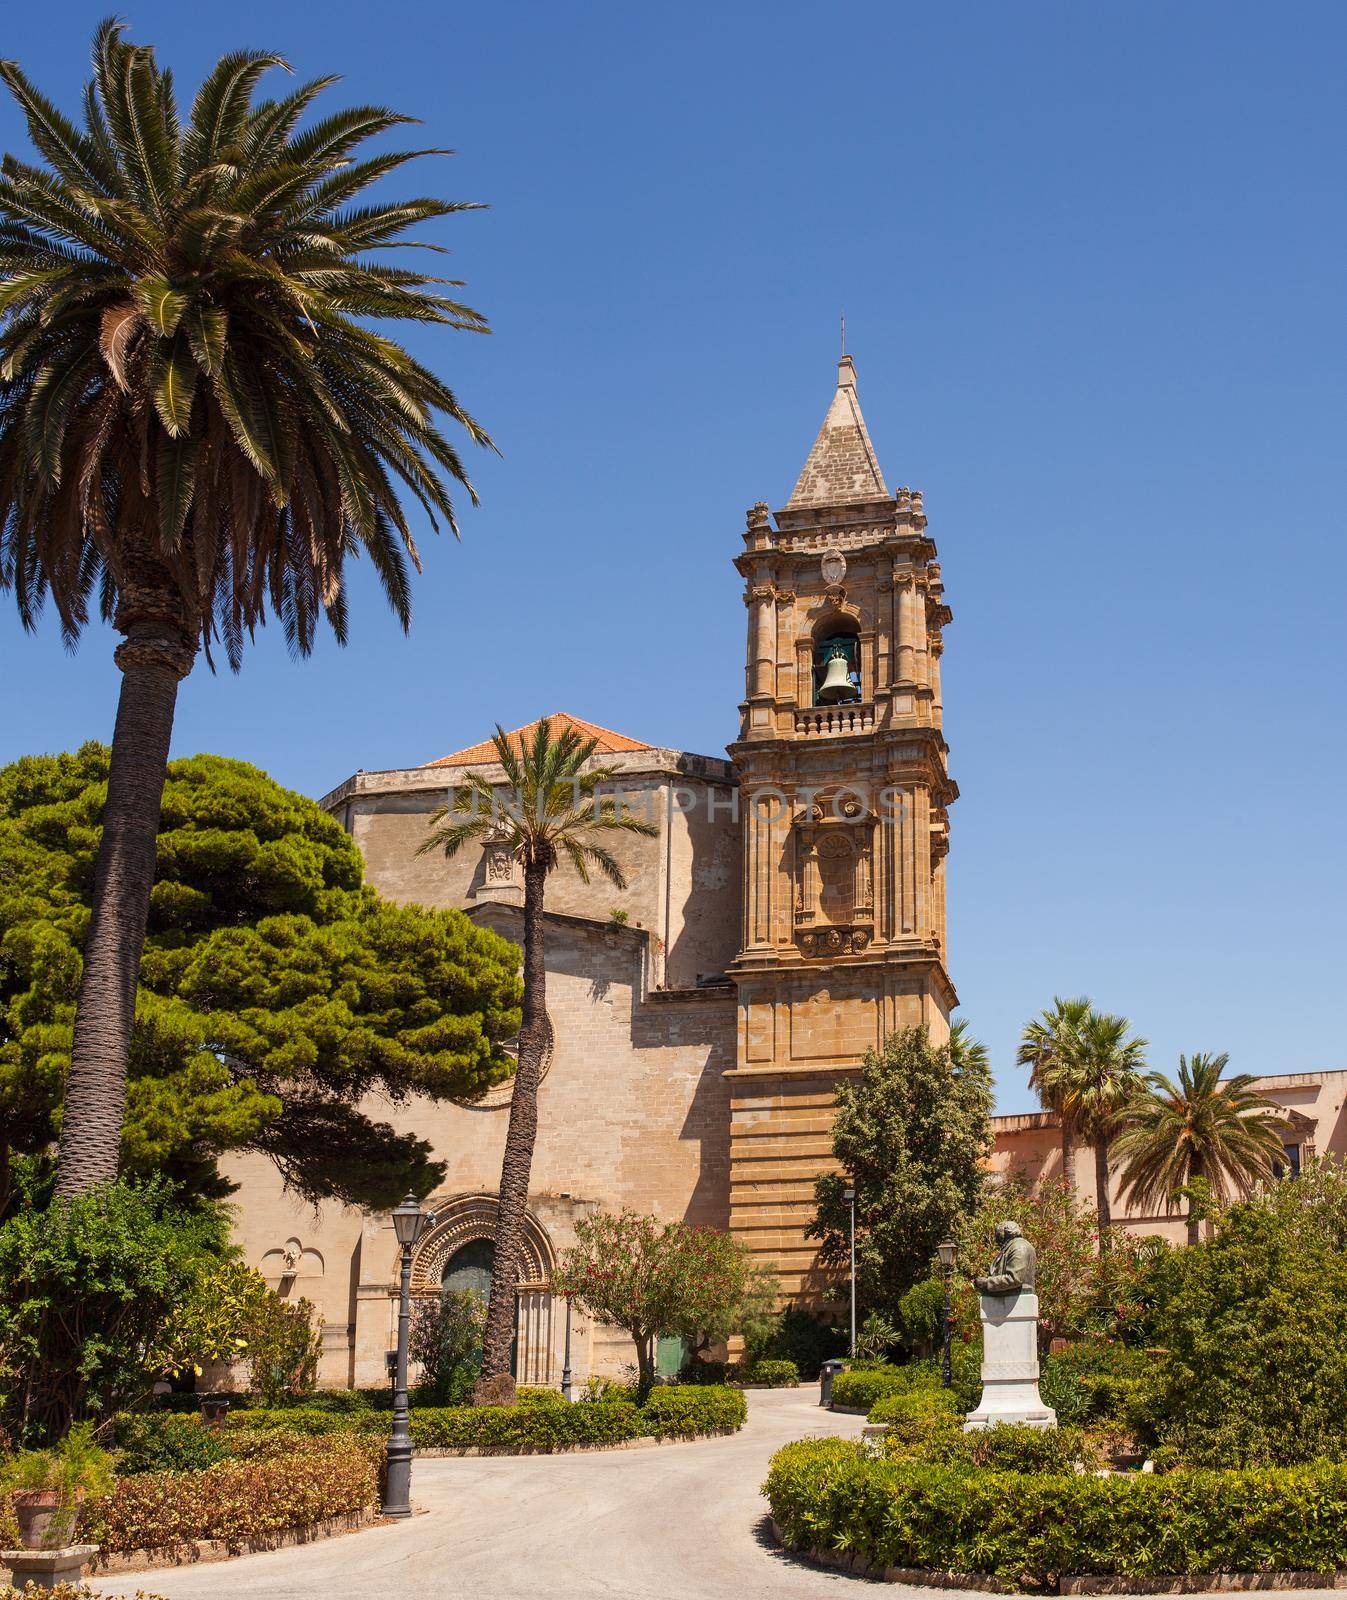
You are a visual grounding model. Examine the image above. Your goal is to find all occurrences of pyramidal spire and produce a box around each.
[785,355,889,509]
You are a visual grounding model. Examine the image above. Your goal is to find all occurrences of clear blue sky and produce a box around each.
[3,1,1344,1113]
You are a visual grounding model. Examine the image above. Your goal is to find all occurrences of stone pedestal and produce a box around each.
[1,1544,99,1591]
[964,1289,1056,1431]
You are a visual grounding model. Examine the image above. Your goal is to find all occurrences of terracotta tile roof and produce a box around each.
[422,713,652,769]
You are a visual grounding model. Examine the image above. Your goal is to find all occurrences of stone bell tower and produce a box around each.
[726,354,958,1302]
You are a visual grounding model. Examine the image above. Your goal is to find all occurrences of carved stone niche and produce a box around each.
[473,828,523,907]
[793,793,874,958]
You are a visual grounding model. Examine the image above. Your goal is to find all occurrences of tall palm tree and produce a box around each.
[1053,1010,1147,1245]
[1114,1053,1292,1245]
[0,25,493,1197]
[948,1018,990,1077]
[419,719,657,1391]
[1017,996,1093,1192]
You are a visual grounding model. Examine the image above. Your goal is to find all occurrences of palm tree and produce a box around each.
[948,1018,990,1077]
[419,718,658,1390]
[1114,1053,1292,1245]
[1053,1010,1147,1245]
[1017,996,1093,1192]
[0,26,492,1197]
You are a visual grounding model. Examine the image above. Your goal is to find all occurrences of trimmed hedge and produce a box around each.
[83,1440,377,1557]
[217,1384,748,1452]
[830,1365,915,1411]
[641,1385,747,1437]
[739,1359,799,1388]
[410,1401,644,1451]
[765,1438,1347,1589]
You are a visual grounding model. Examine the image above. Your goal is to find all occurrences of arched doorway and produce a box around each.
[442,1238,494,1299]
[411,1195,557,1385]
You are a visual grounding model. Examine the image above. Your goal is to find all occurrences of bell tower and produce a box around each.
[726,355,958,1302]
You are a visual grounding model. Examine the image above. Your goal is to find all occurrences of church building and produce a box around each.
[224,356,1340,1388]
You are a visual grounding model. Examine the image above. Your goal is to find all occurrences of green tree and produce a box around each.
[809,1024,993,1324]
[1113,1053,1290,1245]
[409,1289,485,1404]
[0,746,522,1210]
[0,1178,228,1442]
[552,1209,764,1399]
[1017,996,1093,1191]
[952,1176,1106,1348]
[1146,1189,1347,1466]
[0,25,494,1199]
[420,719,657,1394]
[1054,1010,1147,1245]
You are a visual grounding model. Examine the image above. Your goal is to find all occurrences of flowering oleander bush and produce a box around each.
[765,1438,1347,1589]
[640,1386,746,1437]
[81,1440,377,1555]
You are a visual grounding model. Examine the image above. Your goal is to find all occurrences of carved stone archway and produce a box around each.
[410,1194,558,1385]
[410,1193,555,1292]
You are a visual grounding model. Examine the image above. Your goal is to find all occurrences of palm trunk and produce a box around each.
[1094,1136,1113,1247]
[1185,1153,1204,1247]
[53,639,187,1198]
[1061,1121,1077,1193]
[478,858,548,1390]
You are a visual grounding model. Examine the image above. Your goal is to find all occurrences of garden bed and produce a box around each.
[765,1438,1347,1594]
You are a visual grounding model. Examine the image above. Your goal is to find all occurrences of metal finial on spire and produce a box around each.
[840,313,846,357]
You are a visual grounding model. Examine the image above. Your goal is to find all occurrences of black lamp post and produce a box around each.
[559,1292,575,1402]
[937,1240,956,1389]
[842,1185,857,1358]
[382,1192,434,1519]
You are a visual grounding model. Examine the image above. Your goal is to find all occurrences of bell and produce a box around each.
[817,650,857,704]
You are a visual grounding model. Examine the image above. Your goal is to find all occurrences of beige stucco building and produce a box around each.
[222,357,1341,1388]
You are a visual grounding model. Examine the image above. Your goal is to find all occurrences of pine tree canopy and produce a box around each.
[0,745,522,1208]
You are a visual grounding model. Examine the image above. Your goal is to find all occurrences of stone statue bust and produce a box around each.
[973,1221,1037,1296]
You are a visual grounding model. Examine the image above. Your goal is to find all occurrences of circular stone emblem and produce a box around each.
[821,548,847,586]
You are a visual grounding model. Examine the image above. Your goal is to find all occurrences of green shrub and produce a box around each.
[280,1389,373,1415]
[1144,1200,1347,1467]
[740,1359,798,1388]
[869,1387,964,1459]
[410,1401,644,1451]
[830,1366,920,1411]
[947,1422,1093,1475]
[112,1413,229,1475]
[1039,1340,1153,1428]
[515,1386,567,1408]
[765,1439,1347,1588]
[640,1385,746,1437]
[82,1442,378,1555]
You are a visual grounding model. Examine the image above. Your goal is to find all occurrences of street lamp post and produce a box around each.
[843,1185,857,1358]
[937,1240,957,1389]
[382,1192,435,1519]
[560,1293,575,1402]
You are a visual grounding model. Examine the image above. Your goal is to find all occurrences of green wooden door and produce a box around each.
[655,1333,688,1378]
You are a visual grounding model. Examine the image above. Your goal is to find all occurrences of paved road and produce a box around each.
[94,1387,874,1600]
[92,1391,1327,1600]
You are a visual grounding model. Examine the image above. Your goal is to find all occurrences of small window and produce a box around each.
[1281,1143,1302,1178]
[814,631,861,705]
